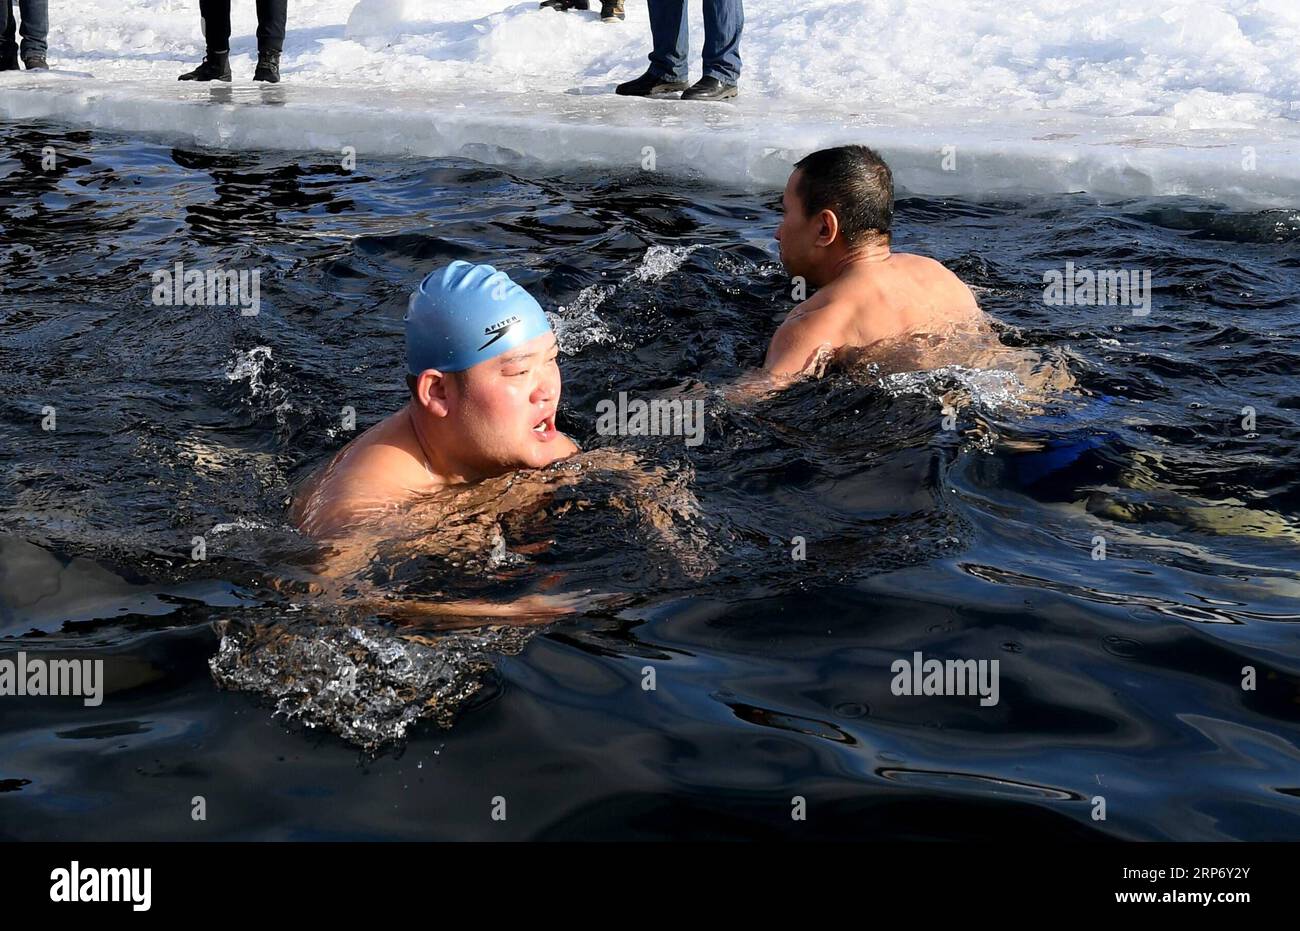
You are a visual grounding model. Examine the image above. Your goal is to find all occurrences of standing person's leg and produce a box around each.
[253,0,286,82]
[255,0,286,53]
[17,0,48,68]
[178,0,233,80]
[1,0,20,70]
[200,0,232,53]
[615,0,690,96]
[702,0,741,84]
[647,0,689,82]
[683,0,741,100]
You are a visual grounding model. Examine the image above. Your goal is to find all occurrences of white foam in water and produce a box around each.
[1,1,1298,204]
[880,365,1031,413]
[225,345,294,423]
[630,245,699,282]
[209,517,273,534]
[224,346,275,395]
[551,285,617,355]
[553,244,700,353]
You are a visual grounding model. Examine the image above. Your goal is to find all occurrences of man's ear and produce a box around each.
[816,209,840,247]
[414,369,453,418]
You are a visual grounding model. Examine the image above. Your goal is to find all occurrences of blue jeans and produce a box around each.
[1,0,47,59]
[647,0,742,85]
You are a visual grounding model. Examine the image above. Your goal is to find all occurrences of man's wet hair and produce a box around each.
[793,145,893,246]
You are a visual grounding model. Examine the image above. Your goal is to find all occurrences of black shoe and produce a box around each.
[178,51,231,82]
[681,76,738,101]
[615,69,688,97]
[23,54,48,71]
[539,0,590,9]
[253,49,280,83]
[601,0,625,21]
[0,46,18,71]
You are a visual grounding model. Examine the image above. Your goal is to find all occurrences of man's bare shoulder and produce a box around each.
[331,410,425,477]
[291,410,430,535]
[779,286,856,331]
[888,252,979,302]
[770,291,848,346]
[888,251,949,271]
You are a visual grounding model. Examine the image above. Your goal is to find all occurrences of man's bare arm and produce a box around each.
[763,300,844,377]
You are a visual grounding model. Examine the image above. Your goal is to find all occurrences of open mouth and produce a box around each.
[532,413,557,440]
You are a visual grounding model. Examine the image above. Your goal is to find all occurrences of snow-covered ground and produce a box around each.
[2,0,1299,204]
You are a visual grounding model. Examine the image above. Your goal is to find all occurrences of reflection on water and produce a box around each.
[1,120,1299,838]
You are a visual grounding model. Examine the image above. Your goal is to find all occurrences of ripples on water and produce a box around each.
[1,122,1298,839]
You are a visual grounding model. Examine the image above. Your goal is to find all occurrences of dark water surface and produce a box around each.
[2,121,1299,840]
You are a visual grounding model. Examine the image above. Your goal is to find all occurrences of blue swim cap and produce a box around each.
[405,261,552,374]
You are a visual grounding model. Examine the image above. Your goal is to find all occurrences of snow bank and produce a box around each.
[0,0,1296,204]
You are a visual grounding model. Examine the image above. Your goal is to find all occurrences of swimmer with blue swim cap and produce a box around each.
[291,260,577,540]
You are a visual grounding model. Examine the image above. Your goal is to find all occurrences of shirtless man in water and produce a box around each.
[291,260,577,540]
[765,145,985,377]
[289,261,706,620]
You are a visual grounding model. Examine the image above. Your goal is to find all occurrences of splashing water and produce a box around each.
[225,345,293,424]
[209,617,537,752]
[552,245,700,354]
[629,244,699,283]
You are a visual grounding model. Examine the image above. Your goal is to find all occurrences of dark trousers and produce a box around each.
[200,0,287,54]
[1,0,48,59]
[647,0,742,84]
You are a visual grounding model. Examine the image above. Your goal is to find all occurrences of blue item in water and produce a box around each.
[405,261,552,374]
[1012,395,1117,486]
